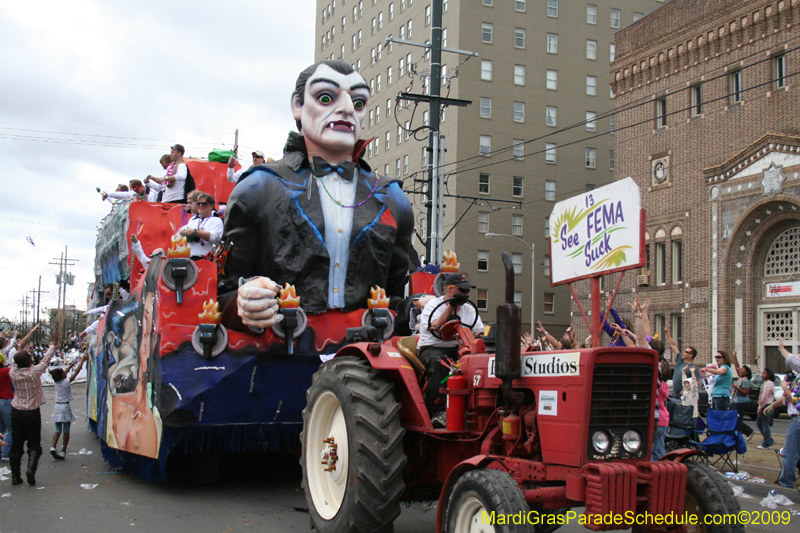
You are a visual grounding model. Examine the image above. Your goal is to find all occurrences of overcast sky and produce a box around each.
[0,0,317,323]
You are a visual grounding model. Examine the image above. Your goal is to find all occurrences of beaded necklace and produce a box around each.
[314,172,380,209]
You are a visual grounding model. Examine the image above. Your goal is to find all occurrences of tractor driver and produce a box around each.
[417,273,485,428]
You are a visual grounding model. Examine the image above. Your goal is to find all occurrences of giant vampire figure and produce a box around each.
[218,60,414,331]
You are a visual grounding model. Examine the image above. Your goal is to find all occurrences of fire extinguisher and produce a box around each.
[446,373,467,431]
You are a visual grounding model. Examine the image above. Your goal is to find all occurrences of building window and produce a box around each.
[512,176,523,197]
[654,314,665,342]
[547,33,558,54]
[422,146,428,167]
[610,43,616,61]
[586,75,597,96]
[481,60,493,81]
[478,250,489,271]
[587,40,597,60]
[370,78,375,95]
[545,180,556,201]
[478,212,489,233]
[369,109,374,127]
[482,23,493,43]
[479,135,491,155]
[376,74,381,92]
[423,110,429,126]
[387,99,391,118]
[547,0,558,17]
[514,65,525,86]
[389,2,394,20]
[403,155,409,174]
[425,5,430,25]
[774,55,787,89]
[586,111,596,131]
[399,58,405,78]
[765,227,800,275]
[358,29,362,46]
[656,242,666,285]
[396,158,401,176]
[516,0,526,12]
[609,150,615,170]
[512,214,523,236]
[379,12,383,29]
[400,25,405,40]
[587,4,597,24]
[544,255,551,277]
[729,71,742,103]
[544,216,550,238]
[352,34,357,52]
[515,28,526,49]
[512,253,522,274]
[546,106,557,127]
[477,289,489,311]
[404,120,410,139]
[546,70,557,90]
[442,29,447,48]
[482,0,493,5]
[373,137,379,156]
[479,173,490,194]
[513,139,524,159]
[385,131,390,150]
[656,97,667,128]
[367,141,373,158]
[691,85,702,116]
[672,240,683,283]
[609,114,615,132]
[384,163,389,175]
[586,148,596,168]
[480,97,491,118]
[387,66,393,85]
[407,19,412,38]
[671,315,683,352]
[513,101,525,123]
[513,291,522,308]
[610,8,620,28]
[633,12,643,22]
[545,143,556,163]
[544,293,554,314]
[371,17,376,35]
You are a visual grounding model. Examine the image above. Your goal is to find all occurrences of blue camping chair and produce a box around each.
[689,409,747,472]
[665,404,695,452]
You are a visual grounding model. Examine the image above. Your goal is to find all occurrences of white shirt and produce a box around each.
[162,162,187,202]
[418,295,484,349]
[316,170,358,308]
[227,166,247,183]
[54,377,73,403]
[147,180,164,202]
[105,191,141,202]
[180,215,224,257]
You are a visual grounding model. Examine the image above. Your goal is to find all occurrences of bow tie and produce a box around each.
[311,156,357,181]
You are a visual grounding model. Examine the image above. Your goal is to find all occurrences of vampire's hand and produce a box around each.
[237,277,284,329]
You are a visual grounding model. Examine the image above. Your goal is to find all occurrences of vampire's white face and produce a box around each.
[292,64,369,162]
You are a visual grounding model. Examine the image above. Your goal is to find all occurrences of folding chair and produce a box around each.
[665,404,695,452]
[689,409,747,472]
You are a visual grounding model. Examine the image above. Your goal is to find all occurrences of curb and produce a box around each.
[724,476,799,502]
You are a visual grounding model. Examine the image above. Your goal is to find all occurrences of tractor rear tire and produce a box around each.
[682,461,744,533]
[446,469,530,533]
[301,356,406,533]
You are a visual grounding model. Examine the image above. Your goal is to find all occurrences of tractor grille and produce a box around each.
[587,364,652,460]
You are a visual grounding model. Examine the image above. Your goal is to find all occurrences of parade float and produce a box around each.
[86,154,427,483]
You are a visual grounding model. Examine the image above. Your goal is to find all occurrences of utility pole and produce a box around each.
[49,246,78,346]
[29,276,48,345]
[389,0,476,265]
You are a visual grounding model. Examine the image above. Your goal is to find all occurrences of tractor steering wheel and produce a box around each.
[426,295,480,341]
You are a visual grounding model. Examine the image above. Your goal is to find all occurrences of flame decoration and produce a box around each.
[441,250,460,273]
[278,283,301,309]
[168,235,191,258]
[367,286,390,309]
[197,299,222,324]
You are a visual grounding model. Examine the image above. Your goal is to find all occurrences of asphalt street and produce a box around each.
[0,385,797,532]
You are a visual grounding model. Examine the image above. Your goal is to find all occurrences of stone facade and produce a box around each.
[571,0,800,371]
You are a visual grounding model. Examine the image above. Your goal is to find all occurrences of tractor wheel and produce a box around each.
[446,469,530,533]
[301,356,406,533]
[682,461,744,533]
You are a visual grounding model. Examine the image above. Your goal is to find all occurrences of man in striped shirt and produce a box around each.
[9,343,54,486]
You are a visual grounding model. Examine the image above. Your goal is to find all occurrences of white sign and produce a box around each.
[549,177,643,285]
[766,281,800,298]
[488,352,581,378]
[538,390,559,416]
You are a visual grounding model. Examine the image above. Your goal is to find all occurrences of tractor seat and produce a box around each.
[396,336,426,373]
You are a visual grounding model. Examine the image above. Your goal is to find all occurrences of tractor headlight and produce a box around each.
[622,430,642,453]
[591,430,611,454]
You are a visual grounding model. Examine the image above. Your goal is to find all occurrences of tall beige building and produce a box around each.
[315,0,666,333]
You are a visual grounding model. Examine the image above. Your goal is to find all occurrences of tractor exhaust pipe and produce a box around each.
[494,252,522,405]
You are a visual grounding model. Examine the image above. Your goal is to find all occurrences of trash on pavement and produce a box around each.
[724,471,750,481]
[80,483,99,490]
[760,491,796,509]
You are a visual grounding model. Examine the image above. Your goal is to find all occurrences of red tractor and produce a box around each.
[300,254,742,532]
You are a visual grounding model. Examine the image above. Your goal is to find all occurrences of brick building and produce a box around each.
[571,0,800,371]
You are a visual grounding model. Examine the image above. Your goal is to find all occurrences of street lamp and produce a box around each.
[484,233,535,332]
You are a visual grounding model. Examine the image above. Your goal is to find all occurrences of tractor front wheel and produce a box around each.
[446,469,531,533]
[301,356,406,533]
[682,461,744,533]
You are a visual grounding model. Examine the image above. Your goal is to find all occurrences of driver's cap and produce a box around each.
[442,273,475,289]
